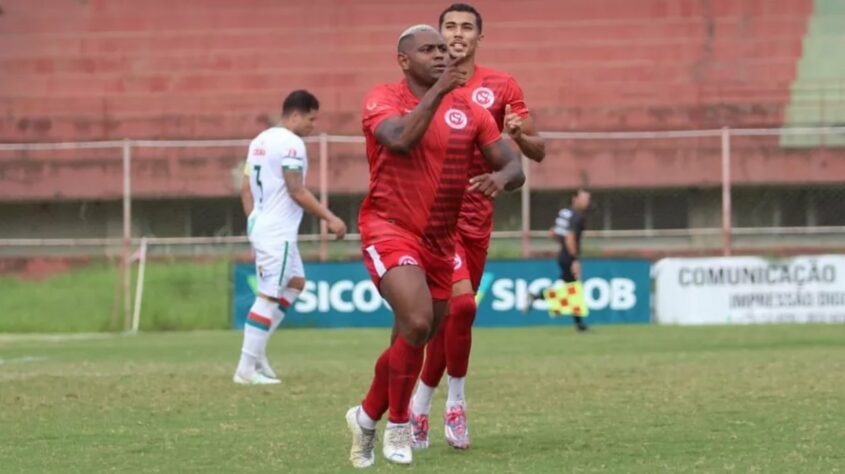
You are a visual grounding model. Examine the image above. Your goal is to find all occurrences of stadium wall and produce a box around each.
[2,0,844,244]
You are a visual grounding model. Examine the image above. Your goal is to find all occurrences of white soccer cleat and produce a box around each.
[345,406,376,468]
[232,371,281,385]
[383,422,413,464]
[255,356,279,381]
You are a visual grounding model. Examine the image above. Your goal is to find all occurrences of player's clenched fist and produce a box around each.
[327,216,347,240]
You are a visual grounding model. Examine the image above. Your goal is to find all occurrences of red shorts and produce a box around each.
[452,233,490,291]
[362,236,453,301]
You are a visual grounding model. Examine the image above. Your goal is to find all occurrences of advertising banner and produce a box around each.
[232,258,651,329]
[654,255,845,325]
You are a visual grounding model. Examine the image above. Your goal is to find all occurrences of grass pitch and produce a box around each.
[1,325,843,473]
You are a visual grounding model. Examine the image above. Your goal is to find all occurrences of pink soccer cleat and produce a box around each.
[444,403,470,449]
[409,408,430,449]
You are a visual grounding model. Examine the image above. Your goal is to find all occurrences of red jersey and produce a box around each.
[359,80,501,257]
[456,65,530,240]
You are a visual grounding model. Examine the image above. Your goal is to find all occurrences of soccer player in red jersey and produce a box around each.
[409,3,547,450]
[345,24,525,468]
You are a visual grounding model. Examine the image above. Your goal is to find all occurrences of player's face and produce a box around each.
[440,11,483,59]
[399,31,448,86]
[574,192,591,211]
[291,110,318,136]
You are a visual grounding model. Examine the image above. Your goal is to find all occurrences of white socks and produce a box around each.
[237,288,301,376]
[411,382,436,416]
[412,377,467,414]
[236,298,277,376]
[447,376,466,406]
[357,406,378,431]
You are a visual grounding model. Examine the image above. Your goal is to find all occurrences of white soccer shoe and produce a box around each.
[345,406,376,468]
[232,371,281,385]
[383,422,413,464]
[255,356,279,381]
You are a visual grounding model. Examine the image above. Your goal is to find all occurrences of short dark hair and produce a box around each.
[572,188,590,201]
[439,3,482,33]
[282,90,319,116]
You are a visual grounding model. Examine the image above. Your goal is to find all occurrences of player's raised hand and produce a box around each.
[327,216,347,240]
[504,104,523,139]
[434,52,471,93]
[468,172,507,198]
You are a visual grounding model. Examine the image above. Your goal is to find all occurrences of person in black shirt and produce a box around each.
[525,189,591,331]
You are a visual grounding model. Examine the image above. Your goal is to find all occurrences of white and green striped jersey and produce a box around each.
[244,126,308,242]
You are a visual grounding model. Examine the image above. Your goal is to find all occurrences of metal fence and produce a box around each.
[2,126,844,329]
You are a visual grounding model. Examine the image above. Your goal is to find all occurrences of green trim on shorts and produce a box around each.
[278,241,290,287]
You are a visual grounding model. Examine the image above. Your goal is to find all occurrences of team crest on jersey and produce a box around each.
[471,87,495,109]
[398,255,419,266]
[453,254,463,271]
[444,109,468,130]
[285,148,297,157]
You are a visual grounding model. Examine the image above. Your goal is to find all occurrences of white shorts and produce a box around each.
[252,239,304,298]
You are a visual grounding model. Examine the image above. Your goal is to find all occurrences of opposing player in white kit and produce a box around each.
[235,90,347,385]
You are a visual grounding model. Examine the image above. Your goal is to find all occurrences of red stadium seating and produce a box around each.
[0,0,822,198]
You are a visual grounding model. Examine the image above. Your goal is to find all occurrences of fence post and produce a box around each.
[122,138,132,330]
[319,133,329,262]
[521,155,531,258]
[720,127,732,256]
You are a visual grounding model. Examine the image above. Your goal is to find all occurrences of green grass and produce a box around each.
[1,325,843,473]
[0,261,231,333]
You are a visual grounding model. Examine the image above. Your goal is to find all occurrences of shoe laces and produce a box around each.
[412,414,429,439]
[387,424,411,450]
[445,406,467,436]
[361,428,376,454]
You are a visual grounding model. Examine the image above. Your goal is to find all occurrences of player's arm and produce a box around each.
[374,53,469,154]
[552,212,575,254]
[282,170,347,240]
[469,139,525,197]
[240,174,253,215]
[507,111,546,162]
[468,109,525,197]
[374,92,446,155]
[502,78,545,162]
[564,232,579,257]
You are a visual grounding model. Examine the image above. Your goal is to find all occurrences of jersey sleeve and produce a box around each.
[473,104,502,148]
[505,76,530,118]
[554,209,574,236]
[280,136,307,172]
[362,86,402,135]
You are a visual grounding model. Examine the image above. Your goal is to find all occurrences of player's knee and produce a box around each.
[402,309,433,346]
[450,293,477,325]
[287,276,306,291]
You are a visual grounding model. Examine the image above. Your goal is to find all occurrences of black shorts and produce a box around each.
[557,254,576,283]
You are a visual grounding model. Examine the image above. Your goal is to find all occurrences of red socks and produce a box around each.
[420,324,447,387]
[444,293,476,378]
[361,347,390,421]
[362,336,425,424]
